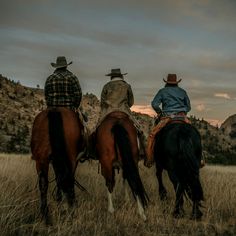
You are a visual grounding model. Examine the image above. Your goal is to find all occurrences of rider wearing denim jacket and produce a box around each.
[151,75,191,116]
[145,74,191,167]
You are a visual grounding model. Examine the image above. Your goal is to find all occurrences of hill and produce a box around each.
[0,74,235,164]
[220,114,236,139]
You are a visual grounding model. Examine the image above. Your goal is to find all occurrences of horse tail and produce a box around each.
[111,124,149,208]
[178,135,204,202]
[48,110,73,192]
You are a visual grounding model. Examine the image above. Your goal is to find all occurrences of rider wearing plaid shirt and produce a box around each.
[45,56,82,110]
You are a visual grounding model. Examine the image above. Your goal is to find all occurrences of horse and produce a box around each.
[96,111,149,220]
[31,107,86,223]
[152,122,204,219]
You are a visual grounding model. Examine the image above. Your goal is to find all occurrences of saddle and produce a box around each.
[107,111,129,119]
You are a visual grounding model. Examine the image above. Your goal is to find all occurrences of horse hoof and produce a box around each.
[173,209,185,218]
[45,216,53,226]
[56,193,62,202]
[141,213,147,221]
[159,190,168,201]
[108,207,115,214]
[191,211,203,220]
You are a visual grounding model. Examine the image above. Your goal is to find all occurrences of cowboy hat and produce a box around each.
[163,74,182,84]
[105,68,128,77]
[51,56,72,68]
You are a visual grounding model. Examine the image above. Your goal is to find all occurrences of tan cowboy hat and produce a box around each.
[105,68,128,77]
[163,74,182,84]
[51,56,72,68]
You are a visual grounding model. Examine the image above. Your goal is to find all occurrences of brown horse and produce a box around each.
[96,111,148,220]
[31,107,85,223]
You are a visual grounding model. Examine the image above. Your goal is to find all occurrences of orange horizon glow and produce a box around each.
[131,105,223,127]
[131,105,156,117]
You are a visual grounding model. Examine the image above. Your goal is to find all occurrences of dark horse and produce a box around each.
[153,122,204,219]
[31,107,85,223]
[96,111,149,220]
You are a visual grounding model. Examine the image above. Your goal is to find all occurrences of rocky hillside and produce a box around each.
[0,74,235,164]
[190,116,236,164]
[220,114,236,139]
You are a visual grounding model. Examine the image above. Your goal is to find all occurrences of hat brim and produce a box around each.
[51,61,73,68]
[105,73,128,76]
[163,78,182,84]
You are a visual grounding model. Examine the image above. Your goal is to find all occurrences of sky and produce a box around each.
[1,0,236,125]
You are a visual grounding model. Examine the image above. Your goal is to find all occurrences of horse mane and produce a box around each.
[48,110,74,192]
[111,123,149,208]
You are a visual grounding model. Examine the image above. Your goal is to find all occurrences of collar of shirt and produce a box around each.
[110,77,124,82]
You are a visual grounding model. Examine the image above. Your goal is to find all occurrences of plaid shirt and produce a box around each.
[44,68,82,109]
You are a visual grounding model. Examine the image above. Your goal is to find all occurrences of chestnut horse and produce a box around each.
[31,107,85,223]
[152,122,204,219]
[96,111,148,220]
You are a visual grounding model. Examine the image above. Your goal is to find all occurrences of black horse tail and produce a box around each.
[111,124,149,208]
[178,135,204,202]
[48,110,73,192]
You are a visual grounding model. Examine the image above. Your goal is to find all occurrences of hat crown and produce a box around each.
[167,74,177,82]
[51,56,72,68]
[56,56,67,66]
[163,74,181,84]
[111,68,121,74]
[105,68,128,77]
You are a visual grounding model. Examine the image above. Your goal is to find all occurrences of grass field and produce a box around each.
[0,154,235,236]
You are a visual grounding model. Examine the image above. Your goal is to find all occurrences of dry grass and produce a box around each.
[0,154,235,236]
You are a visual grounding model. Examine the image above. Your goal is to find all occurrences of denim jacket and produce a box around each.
[151,86,191,115]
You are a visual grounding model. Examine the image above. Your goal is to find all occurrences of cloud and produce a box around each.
[195,104,206,112]
[214,93,231,99]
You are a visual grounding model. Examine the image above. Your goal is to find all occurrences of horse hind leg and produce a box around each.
[191,201,203,220]
[55,179,62,202]
[107,190,115,213]
[105,168,115,213]
[123,179,130,202]
[156,165,167,200]
[168,171,185,218]
[65,185,75,208]
[136,196,147,221]
[37,161,51,224]
[173,183,185,218]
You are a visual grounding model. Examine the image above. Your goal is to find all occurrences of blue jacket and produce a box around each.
[151,86,191,115]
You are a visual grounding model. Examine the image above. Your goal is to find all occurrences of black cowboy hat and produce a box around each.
[51,56,72,68]
[105,68,128,77]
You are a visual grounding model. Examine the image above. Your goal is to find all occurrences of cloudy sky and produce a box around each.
[1,0,236,125]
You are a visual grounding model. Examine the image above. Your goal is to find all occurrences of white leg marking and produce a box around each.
[107,190,115,213]
[137,197,147,221]
[123,179,130,202]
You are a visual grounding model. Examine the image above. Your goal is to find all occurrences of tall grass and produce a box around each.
[0,154,235,235]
